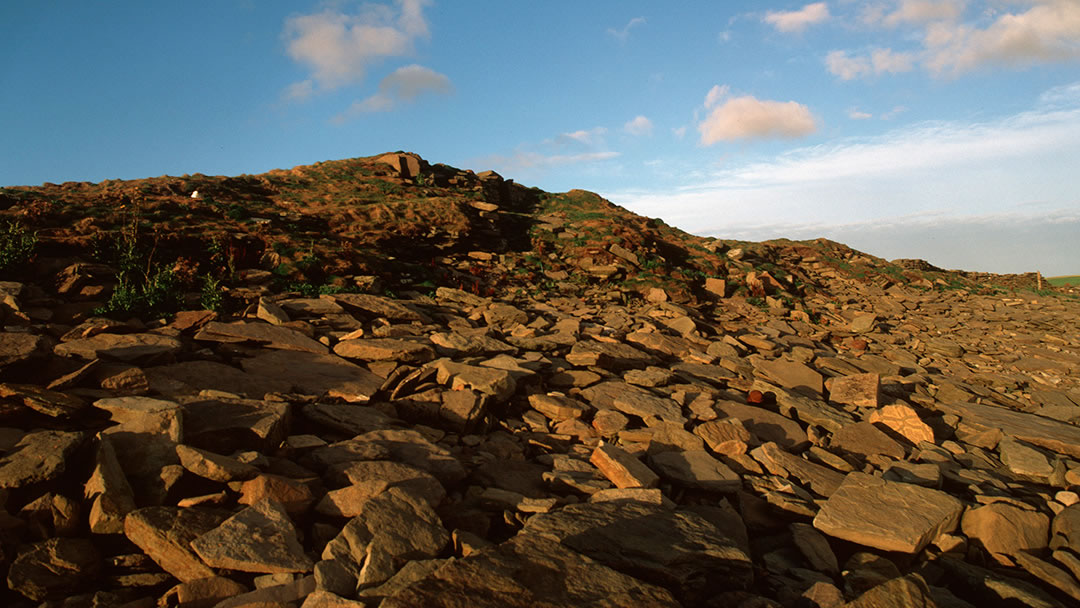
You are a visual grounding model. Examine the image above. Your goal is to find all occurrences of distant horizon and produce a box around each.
[2,1,1078,276]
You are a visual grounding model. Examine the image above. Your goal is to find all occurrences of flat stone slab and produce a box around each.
[191,498,313,574]
[146,360,293,399]
[195,321,328,354]
[380,533,680,608]
[241,350,383,402]
[6,537,101,601]
[713,400,809,451]
[565,339,656,370]
[0,430,85,489]
[302,402,399,435]
[332,293,429,322]
[333,338,435,363]
[755,359,824,398]
[182,398,289,454]
[932,400,1080,459]
[54,332,183,362]
[124,506,229,582]
[813,472,964,553]
[648,450,741,492]
[523,501,752,605]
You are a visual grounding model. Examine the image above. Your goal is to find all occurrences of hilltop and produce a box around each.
[0,153,1078,606]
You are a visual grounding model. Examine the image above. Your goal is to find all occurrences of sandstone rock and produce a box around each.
[648,449,741,492]
[844,573,938,608]
[961,502,1050,566]
[432,359,516,402]
[380,533,679,608]
[755,358,824,398]
[524,501,753,604]
[322,487,449,587]
[790,522,839,575]
[868,404,935,445]
[0,429,85,489]
[0,331,49,367]
[933,399,1080,459]
[590,442,659,489]
[7,537,101,601]
[160,576,250,608]
[333,292,429,322]
[191,498,313,574]
[84,435,136,534]
[714,400,810,451]
[750,442,845,497]
[340,429,466,487]
[182,398,289,454]
[54,332,183,362]
[317,461,445,518]
[238,474,317,515]
[176,443,260,482]
[813,472,964,553]
[240,350,384,402]
[195,320,328,353]
[124,506,228,582]
[829,373,880,407]
[831,421,907,460]
[334,338,434,363]
[565,339,655,370]
[302,402,398,436]
[0,382,87,417]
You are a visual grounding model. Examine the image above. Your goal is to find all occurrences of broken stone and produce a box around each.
[191,498,314,574]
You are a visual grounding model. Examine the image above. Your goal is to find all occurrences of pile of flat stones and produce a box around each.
[1,275,1080,608]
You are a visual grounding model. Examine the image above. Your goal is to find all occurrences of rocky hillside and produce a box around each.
[0,153,1078,606]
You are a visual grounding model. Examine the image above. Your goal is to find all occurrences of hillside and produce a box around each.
[0,153,1079,606]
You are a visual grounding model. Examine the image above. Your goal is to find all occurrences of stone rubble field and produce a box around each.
[2,270,1080,608]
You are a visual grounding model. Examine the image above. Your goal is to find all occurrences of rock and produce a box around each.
[524,501,753,604]
[191,498,313,574]
[813,472,964,553]
[432,359,516,402]
[241,350,383,402]
[648,449,741,492]
[829,373,880,407]
[831,421,907,460]
[146,360,293,399]
[714,400,810,451]
[238,474,317,515]
[849,312,877,334]
[868,404,935,445]
[380,533,680,608]
[565,339,656,370]
[54,332,183,362]
[0,429,85,489]
[790,522,839,575]
[195,320,328,353]
[322,487,449,587]
[84,435,136,534]
[1051,503,1080,552]
[182,398,289,454]
[844,573,937,608]
[160,576,250,608]
[756,381,856,435]
[961,502,1050,566]
[1012,551,1080,603]
[302,402,398,435]
[318,461,445,517]
[751,442,845,497]
[124,506,229,582]
[932,400,1080,459]
[0,331,49,367]
[0,382,87,417]
[334,338,434,363]
[528,393,590,421]
[755,358,824,398]
[176,443,260,482]
[6,537,101,601]
[999,437,1057,481]
[590,442,659,489]
[705,277,727,298]
[333,293,428,322]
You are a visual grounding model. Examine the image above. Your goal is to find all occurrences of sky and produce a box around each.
[2,1,1079,275]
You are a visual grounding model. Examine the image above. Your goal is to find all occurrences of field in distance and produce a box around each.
[1047,275,1080,286]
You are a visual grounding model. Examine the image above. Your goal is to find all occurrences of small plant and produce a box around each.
[0,220,37,277]
[200,274,224,311]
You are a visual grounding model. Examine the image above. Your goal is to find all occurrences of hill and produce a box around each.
[0,153,1078,606]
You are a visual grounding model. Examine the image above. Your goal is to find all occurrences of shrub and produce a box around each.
[0,220,38,277]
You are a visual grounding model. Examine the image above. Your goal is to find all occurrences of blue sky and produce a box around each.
[2,1,1079,275]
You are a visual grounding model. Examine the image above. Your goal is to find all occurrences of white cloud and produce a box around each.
[848,109,873,120]
[673,126,688,138]
[924,0,1080,75]
[283,0,431,95]
[477,150,620,174]
[825,48,915,80]
[698,95,817,143]
[558,128,607,146]
[763,3,831,33]
[704,84,730,109]
[607,83,1080,274]
[608,17,646,42]
[336,65,452,119]
[624,115,653,136]
[883,0,967,26]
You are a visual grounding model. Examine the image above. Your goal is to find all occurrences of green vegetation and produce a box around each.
[0,220,37,277]
[1048,275,1080,287]
[93,207,188,319]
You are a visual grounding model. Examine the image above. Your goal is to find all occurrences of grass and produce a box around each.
[0,220,37,278]
[1047,275,1080,287]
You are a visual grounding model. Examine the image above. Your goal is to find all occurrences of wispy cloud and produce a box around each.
[848,109,873,120]
[476,124,621,177]
[335,64,452,121]
[825,48,916,80]
[698,90,817,143]
[624,115,653,136]
[282,0,431,98]
[763,3,831,33]
[607,17,646,42]
[834,0,1080,78]
[607,83,1080,275]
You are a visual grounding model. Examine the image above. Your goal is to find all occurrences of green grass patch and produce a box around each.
[1047,275,1080,287]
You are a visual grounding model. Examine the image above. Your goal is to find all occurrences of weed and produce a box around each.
[0,220,37,277]
[200,274,224,311]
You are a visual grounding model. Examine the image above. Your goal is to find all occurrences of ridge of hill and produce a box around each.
[0,153,1079,606]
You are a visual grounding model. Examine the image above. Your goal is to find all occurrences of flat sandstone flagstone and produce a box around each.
[813,472,964,553]
[191,498,314,573]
